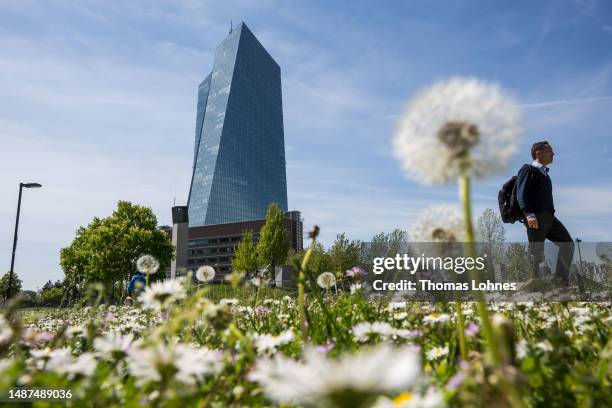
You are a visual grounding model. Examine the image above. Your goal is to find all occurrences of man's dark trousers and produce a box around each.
[526,211,574,282]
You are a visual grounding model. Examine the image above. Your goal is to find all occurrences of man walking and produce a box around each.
[127,270,146,298]
[516,141,574,284]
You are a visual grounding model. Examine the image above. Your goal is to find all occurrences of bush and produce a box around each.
[39,287,64,306]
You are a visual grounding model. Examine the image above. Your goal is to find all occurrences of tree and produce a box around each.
[20,290,38,306]
[477,208,506,281]
[289,242,332,279]
[60,201,174,301]
[329,233,362,276]
[361,229,410,273]
[477,209,506,250]
[1,271,22,299]
[505,243,532,282]
[256,203,291,284]
[311,242,333,273]
[40,287,63,306]
[232,230,259,277]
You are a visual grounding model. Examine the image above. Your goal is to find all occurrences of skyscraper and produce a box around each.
[188,22,288,226]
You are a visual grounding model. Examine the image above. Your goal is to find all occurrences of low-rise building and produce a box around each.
[160,207,302,286]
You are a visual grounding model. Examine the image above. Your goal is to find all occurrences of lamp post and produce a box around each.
[6,182,42,300]
[575,238,584,294]
[576,238,583,274]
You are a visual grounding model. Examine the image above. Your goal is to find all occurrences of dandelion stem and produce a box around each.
[298,230,318,343]
[459,175,475,243]
[456,300,468,360]
[459,174,501,367]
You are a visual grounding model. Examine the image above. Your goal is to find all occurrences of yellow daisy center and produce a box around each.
[393,392,413,405]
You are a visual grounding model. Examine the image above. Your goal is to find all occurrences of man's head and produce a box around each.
[531,141,554,166]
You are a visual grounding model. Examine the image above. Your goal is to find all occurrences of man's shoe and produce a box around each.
[552,276,570,287]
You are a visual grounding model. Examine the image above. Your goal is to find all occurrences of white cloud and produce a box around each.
[519,95,612,108]
[556,186,612,218]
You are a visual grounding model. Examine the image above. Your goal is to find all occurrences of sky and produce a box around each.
[1,0,612,290]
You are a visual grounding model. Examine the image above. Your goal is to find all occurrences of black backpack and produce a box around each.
[498,165,532,224]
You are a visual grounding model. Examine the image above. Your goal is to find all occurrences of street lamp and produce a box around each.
[575,238,585,294]
[6,182,42,300]
[576,238,583,274]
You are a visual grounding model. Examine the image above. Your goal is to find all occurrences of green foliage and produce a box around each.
[329,233,361,275]
[19,290,38,304]
[477,208,506,263]
[361,229,409,272]
[506,242,532,281]
[232,230,259,275]
[256,203,290,282]
[0,271,22,298]
[39,287,64,306]
[292,242,332,274]
[59,201,173,300]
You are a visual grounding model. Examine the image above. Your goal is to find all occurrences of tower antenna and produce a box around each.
[229,19,233,35]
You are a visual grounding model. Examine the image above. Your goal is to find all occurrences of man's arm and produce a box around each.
[516,165,538,228]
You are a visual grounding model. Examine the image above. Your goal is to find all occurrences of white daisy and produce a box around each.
[65,352,97,378]
[422,313,451,325]
[0,315,12,344]
[252,330,295,354]
[44,348,73,372]
[219,298,239,306]
[0,358,13,375]
[387,302,408,311]
[93,331,134,360]
[138,279,186,310]
[249,345,420,406]
[426,345,449,361]
[516,339,528,360]
[373,389,444,408]
[393,77,521,184]
[350,282,363,294]
[535,340,553,353]
[352,322,396,342]
[127,342,222,385]
[174,345,223,385]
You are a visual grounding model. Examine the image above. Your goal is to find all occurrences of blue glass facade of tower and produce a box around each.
[188,23,288,226]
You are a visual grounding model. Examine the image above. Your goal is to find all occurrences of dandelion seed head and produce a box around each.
[195,265,216,282]
[136,255,160,275]
[393,77,521,184]
[409,205,464,242]
[316,272,336,289]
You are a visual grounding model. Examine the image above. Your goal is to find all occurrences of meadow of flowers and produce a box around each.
[1,268,610,407]
[2,77,609,407]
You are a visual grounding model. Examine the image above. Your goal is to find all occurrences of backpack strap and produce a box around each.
[519,163,536,179]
